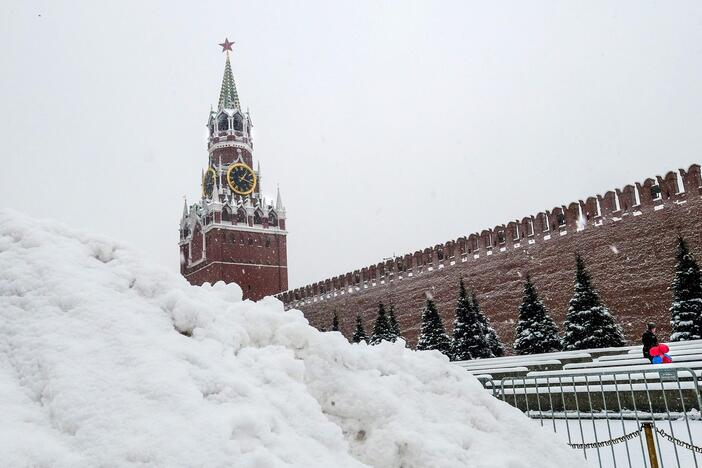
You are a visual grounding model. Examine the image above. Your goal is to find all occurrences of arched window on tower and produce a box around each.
[268,212,278,228]
[253,210,263,225]
[233,114,243,132]
[217,113,229,133]
[236,208,247,224]
[222,207,232,222]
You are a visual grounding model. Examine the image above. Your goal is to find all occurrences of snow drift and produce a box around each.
[0,210,586,468]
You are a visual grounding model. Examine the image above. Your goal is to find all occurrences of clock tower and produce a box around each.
[179,40,288,300]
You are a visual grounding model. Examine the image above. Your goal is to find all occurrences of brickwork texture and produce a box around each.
[278,165,702,351]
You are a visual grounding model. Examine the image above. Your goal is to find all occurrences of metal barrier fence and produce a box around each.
[489,367,702,468]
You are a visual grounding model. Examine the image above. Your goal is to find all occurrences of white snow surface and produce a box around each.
[0,210,587,468]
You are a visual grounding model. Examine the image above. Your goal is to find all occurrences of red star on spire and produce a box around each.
[219,38,234,53]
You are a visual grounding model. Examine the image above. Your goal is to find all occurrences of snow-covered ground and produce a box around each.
[0,210,587,468]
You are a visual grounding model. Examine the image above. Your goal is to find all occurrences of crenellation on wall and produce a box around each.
[636,178,657,209]
[658,172,679,201]
[564,202,579,229]
[680,164,702,196]
[617,185,637,212]
[279,165,701,313]
[581,197,599,222]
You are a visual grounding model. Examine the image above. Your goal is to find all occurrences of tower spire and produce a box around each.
[217,39,241,110]
[276,184,284,211]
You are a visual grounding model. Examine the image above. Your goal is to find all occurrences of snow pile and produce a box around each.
[0,210,586,468]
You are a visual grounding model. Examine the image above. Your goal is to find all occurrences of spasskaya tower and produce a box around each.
[179,39,288,300]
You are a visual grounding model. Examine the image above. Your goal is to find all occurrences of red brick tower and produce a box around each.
[179,39,288,300]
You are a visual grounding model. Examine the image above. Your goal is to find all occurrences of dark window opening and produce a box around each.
[217,113,229,132]
[265,239,271,248]
[557,213,566,226]
[651,185,662,200]
[497,231,506,244]
[233,115,243,132]
[236,210,246,223]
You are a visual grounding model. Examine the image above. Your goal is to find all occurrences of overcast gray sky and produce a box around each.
[2,1,701,289]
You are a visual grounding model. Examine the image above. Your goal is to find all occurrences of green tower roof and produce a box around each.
[218,52,241,111]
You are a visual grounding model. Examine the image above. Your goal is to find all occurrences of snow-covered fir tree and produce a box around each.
[670,236,702,341]
[331,310,339,332]
[449,279,476,361]
[561,254,625,350]
[351,314,368,343]
[472,291,504,357]
[388,304,402,341]
[513,275,561,355]
[417,297,451,356]
[370,302,396,344]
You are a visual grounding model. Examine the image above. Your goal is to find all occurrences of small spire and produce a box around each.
[256,161,261,191]
[200,168,205,199]
[211,175,220,202]
[276,184,284,211]
[217,40,241,110]
[182,196,188,218]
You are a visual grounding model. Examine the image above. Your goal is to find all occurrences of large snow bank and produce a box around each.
[0,210,586,468]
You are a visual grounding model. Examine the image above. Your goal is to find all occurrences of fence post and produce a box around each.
[643,423,660,468]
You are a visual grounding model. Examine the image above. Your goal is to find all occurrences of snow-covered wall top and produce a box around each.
[0,210,586,467]
[279,164,701,307]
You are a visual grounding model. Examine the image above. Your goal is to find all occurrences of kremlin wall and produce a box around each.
[277,164,702,349]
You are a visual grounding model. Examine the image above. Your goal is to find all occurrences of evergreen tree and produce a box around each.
[562,254,625,350]
[417,297,451,356]
[370,302,395,344]
[670,236,702,341]
[388,304,402,340]
[513,275,561,355]
[472,291,505,357]
[450,279,476,361]
[351,314,368,343]
[331,310,340,332]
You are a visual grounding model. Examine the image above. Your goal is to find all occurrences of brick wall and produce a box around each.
[279,165,702,350]
[182,227,288,301]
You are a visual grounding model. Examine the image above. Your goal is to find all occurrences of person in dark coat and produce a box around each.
[642,322,658,362]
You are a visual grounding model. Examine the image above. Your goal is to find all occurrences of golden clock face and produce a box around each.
[202,167,217,198]
[226,163,257,196]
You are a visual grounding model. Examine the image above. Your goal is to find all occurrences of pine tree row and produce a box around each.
[332,235,702,355]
